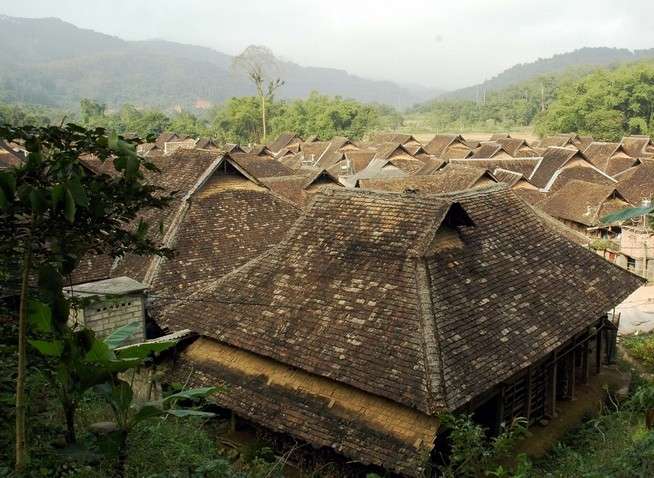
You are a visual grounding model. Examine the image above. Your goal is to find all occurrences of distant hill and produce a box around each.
[439,47,654,101]
[0,15,441,110]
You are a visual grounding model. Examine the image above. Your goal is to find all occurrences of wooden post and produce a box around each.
[495,386,505,434]
[546,354,557,418]
[526,367,533,423]
[595,328,603,374]
[568,352,576,400]
[582,340,590,384]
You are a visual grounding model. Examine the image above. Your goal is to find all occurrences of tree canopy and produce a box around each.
[535,62,654,140]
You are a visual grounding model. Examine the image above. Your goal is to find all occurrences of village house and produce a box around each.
[615,224,654,279]
[73,149,300,321]
[621,135,654,158]
[424,134,473,159]
[158,185,642,477]
[541,180,631,238]
[359,163,497,193]
[583,141,637,176]
[528,146,616,193]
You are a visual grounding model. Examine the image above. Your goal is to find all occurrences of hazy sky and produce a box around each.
[3,0,654,90]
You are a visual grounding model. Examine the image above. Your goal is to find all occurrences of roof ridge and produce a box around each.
[415,259,448,413]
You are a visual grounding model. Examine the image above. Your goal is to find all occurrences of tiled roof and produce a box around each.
[424,134,460,156]
[492,168,525,187]
[449,158,540,177]
[162,185,643,472]
[360,164,495,193]
[617,159,654,204]
[228,153,295,179]
[414,158,447,175]
[542,180,631,227]
[73,149,222,284]
[539,136,574,149]
[529,147,584,189]
[621,136,654,158]
[151,174,300,320]
[544,164,616,193]
[163,186,641,410]
[470,142,503,159]
[496,138,537,157]
[267,132,302,153]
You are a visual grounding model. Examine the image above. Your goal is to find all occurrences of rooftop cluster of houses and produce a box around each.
[1,129,650,475]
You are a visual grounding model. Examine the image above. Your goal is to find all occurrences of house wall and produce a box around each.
[467,318,611,434]
[620,227,654,260]
[71,294,145,343]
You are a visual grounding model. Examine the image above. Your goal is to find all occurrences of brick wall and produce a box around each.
[78,294,145,343]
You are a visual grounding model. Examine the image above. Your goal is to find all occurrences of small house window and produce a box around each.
[627,257,636,270]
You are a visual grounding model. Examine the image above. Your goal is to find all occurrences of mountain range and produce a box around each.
[2,15,653,112]
[0,15,441,110]
[440,47,654,101]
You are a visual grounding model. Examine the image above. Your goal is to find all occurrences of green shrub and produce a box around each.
[622,334,654,371]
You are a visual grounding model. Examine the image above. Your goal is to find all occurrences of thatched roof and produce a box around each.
[542,180,631,227]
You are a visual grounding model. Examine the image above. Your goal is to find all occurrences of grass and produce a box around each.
[531,407,654,477]
[622,333,654,373]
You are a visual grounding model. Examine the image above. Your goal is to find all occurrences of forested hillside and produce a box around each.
[0,92,402,143]
[0,15,438,110]
[441,47,654,101]
[410,60,654,140]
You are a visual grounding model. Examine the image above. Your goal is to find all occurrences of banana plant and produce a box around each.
[29,308,178,445]
[94,379,215,477]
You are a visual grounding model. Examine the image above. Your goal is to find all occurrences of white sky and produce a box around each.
[3,0,654,90]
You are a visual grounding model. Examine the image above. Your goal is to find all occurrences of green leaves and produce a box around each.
[28,300,53,333]
[103,321,142,349]
[29,339,64,357]
[115,340,176,360]
[64,188,76,222]
[162,387,218,404]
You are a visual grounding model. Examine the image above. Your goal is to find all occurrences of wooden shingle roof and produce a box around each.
[163,186,642,474]
[529,147,586,189]
[228,153,294,179]
[449,158,540,177]
[267,132,302,154]
[617,159,654,204]
[542,180,631,227]
[360,164,496,193]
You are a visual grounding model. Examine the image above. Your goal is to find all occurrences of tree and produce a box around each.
[0,123,172,473]
[232,45,285,142]
[80,99,106,124]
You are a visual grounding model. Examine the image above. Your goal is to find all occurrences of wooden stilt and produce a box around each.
[569,352,576,400]
[526,367,533,423]
[546,354,557,418]
[582,340,590,384]
[596,328,603,374]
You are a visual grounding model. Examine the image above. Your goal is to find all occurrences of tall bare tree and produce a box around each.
[232,45,284,142]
